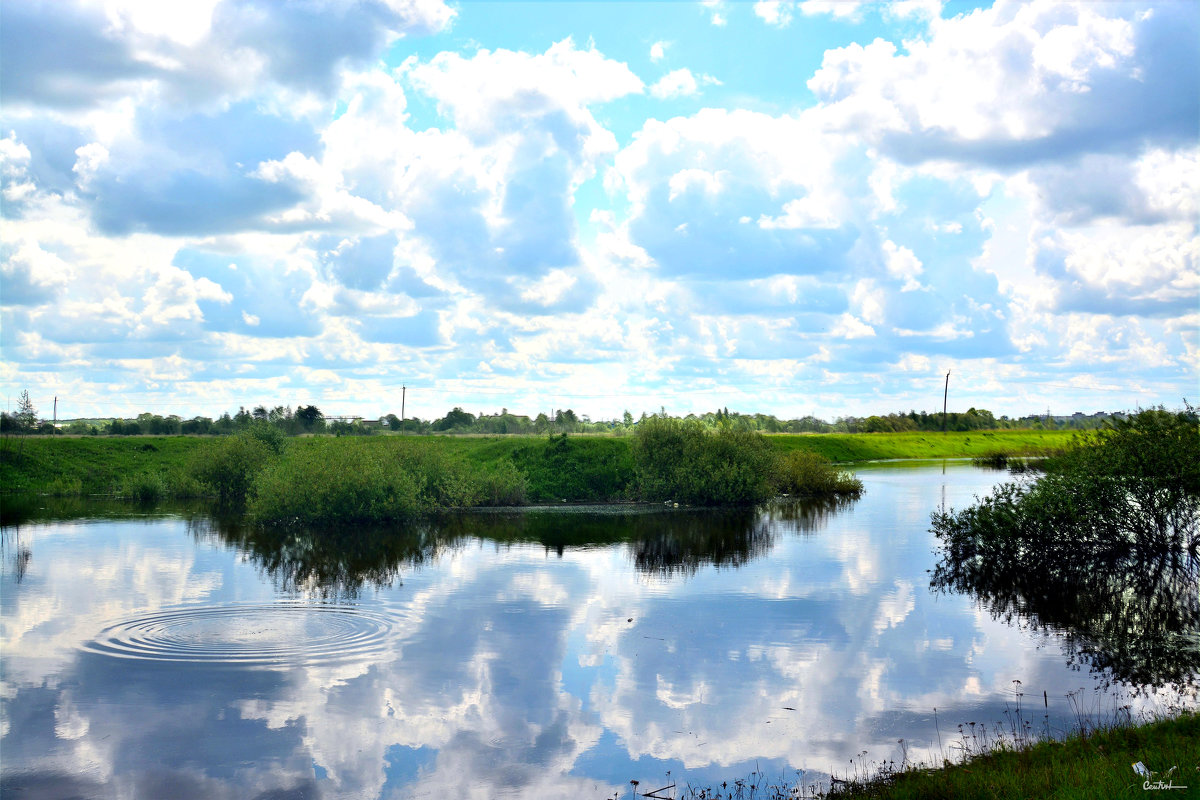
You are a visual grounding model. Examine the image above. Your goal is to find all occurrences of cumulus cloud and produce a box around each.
[0,0,1193,418]
[0,0,455,112]
[612,108,860,280]
[809,2,1198,166]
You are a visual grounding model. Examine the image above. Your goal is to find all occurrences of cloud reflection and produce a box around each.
[1,467,1187,798]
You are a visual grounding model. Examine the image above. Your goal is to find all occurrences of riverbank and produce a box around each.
[0,429,1074,499]
[679,710,1199,799]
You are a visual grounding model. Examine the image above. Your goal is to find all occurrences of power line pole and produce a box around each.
[942,370,950,433]
[401,386,406,421]
[53,396,57,426]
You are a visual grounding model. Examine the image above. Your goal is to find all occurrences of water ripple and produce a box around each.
[81,602,399,668]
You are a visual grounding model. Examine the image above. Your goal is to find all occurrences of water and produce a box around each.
[1,463,1192,798]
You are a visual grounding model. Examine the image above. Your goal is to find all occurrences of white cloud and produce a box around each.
[406,38,642,143]
[881,239,923,291]
[649,41,667,62]
[800,0,866,20]
[701,0,727,26]
[832,313,876,339]
[807,1,1186,164]
[650,68,700,99]
[754,1,794,27]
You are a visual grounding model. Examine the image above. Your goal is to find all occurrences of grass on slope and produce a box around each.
[766,430,1075,463]
[1,429,1074,500]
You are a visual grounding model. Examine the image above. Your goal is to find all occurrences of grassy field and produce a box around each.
[0,429,1075,500]
[766,429,1076,462]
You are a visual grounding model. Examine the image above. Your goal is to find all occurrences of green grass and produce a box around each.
[826,711,1200,800]
[676,712,1199,800]
[0,435,207,495]
[767,430,1075,463]
[1,430,1073,503]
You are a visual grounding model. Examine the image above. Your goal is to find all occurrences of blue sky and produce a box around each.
[1,0,1196,421]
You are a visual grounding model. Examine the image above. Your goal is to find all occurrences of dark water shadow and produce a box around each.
[932,544,1200,693]
[182,496,853,598]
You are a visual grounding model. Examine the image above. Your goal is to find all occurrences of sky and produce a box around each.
[1,0,1196,423]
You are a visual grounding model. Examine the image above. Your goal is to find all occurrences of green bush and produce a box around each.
[478,459,529,506]
[244,421,287,455]
[931,406,1200,689]
[190,430,277,504]
[394,444,482,507]
[773,449,863,498]
[936,406,1199,561]
[119,471,165,503]
[510,434,634,502]
[249,438,426,525]
[632,417,777,505]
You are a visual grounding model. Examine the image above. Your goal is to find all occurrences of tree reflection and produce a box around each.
[932,542,1200,692]
[191,497,849,597]
[192,515,459,599]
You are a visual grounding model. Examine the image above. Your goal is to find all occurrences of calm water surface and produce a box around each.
[0,463,1187,799]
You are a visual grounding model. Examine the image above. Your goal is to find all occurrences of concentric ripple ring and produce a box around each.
[81,602,398,668]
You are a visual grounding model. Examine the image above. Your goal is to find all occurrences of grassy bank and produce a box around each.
[0,435,205,496]
[676,711,1199,800]
[0,429,1071,505]
[828,711,1199,800]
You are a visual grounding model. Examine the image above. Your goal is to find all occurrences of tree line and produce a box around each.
[1,389,1129,437]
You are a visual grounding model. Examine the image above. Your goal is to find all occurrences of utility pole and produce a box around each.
[942,371,950,433]
[54,396,57,426]
[401,386,406,421]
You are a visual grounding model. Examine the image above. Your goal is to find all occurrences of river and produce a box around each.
[0,462,1190,798]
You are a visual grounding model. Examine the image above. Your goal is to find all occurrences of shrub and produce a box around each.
[510,435,634,502]
[119,471,165,503]
[773,450,863,498]
[394,444,482,507]
[249,438,425,525]
[632,417,776,505]
[931,406,1200,689]
[478,459,529,506]
[190,430,277,504]
[244,421,287,455]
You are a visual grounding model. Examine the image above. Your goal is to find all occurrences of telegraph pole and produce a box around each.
[401,385,406,421]
[942,371,950,433]
[53,396,57,426]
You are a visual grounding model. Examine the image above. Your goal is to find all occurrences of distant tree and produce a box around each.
[15,390,37,432]
[182,416,214,435]
[252,405,269,421]
[385,413,401,430]
[433,407,475,432]
[295,405,324,433]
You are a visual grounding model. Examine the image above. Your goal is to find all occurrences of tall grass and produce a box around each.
[633,417,777,505]
[249,438,425,525]
[189,426,280,505]
[774,450,863,498]
[247,438,532,525]
[633,418,862,505]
